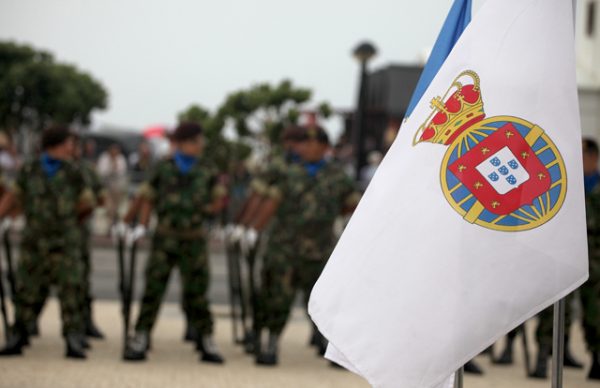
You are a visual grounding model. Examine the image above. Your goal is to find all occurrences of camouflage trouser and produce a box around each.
[134,234,213,335]
[535,293,576,348]
[14,232,84,336]
[580,270,600,352]
[80,230,93,323]
[30,228,93,327]
[254,243,326,335]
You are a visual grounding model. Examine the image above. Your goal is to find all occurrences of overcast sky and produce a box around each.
[0,0,484,132]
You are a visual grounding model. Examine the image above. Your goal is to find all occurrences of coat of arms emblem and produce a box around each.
[413,70,567,232]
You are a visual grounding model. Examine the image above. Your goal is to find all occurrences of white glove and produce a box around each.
[241,227,259,253]
[224,224,237,240]
[228,224,246,244]
[0,218,11,235]
[126,225,147,247]
[112,221,128,241]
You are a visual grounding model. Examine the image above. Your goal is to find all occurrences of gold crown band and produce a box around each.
[412,70,484,146]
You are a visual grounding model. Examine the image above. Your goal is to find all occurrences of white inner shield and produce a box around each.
[475,146,530,195]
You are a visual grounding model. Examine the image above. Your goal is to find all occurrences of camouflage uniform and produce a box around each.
[255,161,360,334]
[133,158,225,335]
[581,181,600,352]
[248,151,294,197]
[29,160,103,331]
[12,159,93,336]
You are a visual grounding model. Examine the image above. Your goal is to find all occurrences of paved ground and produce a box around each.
[0,301,369,388]
[1,300,600,388]
[1,234,600,387]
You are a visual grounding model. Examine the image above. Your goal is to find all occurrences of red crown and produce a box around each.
[413,70,485,146]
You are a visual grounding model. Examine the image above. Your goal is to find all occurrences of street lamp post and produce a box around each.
[352,41,377,179]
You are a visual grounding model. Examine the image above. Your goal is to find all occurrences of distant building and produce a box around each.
[343,1,600,159]
[341,64,422,159]
[340,0,600,172]
[576,0,600,139]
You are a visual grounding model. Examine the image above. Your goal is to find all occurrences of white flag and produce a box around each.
[308,1,588,387]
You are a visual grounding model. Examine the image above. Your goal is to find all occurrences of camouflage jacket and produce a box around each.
[78,160,105,202]
[249,151,293,196]
[14,158,93,237]
[138,158,225,235]
[267,161,360,260]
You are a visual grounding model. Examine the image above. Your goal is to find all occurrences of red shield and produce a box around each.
[448,123,550,215]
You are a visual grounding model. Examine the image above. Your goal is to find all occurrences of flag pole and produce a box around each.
[551,2,577,387]
[551,298,566,388]
[454,367,464,388]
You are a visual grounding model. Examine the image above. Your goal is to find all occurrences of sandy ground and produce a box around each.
[0,300,599,388]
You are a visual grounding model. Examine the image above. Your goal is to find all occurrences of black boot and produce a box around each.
[314,330,328,357]
[0,327,28,356]
[563,337,583,369]
[27,321,40,338]
[529,345,550,379]
[85,319,105,340]
[184,323,198,343]
[464,360,484,375]
[79,333,91,349]
[256,333,279,366]
[588,352,600,380]
[309,326,318,347]
[65,334,87,359]
[197,335,224,364]
[493,340,514,365]
[243,331,256,355]
[123,331,149,361]
[330,361,346,369]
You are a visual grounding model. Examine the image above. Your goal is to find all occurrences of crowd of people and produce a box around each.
[0,122,361,367]
[0,122,598,384]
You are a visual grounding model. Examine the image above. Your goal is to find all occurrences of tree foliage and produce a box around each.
[0,41,108,133]
[178,104,251,171]
[178,79,332,170]
[215,79,312,143]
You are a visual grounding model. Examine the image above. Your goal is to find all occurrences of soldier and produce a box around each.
[223,125,306,352]
[117,166,200,345]
[581,137,600,380]
[233,125,305,233]
[0,125,94,359]
[242,125,360,366]
[25,136,106,344]
[122,122,226,363]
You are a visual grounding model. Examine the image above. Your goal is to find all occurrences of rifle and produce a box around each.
[2,229,15,300]
[0,248,9,342]
[244,239,260,355]
[225,231,262,353]
[117,233,127,351]
[225,237,247,345]
[520,323,532,376]
[117,229,139,354]
[124,238,138,345]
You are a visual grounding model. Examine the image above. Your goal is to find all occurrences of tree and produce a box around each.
[178,104,251,172]
[0,41,108,135]
[178,80,333,171]
[216,79,312,143]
